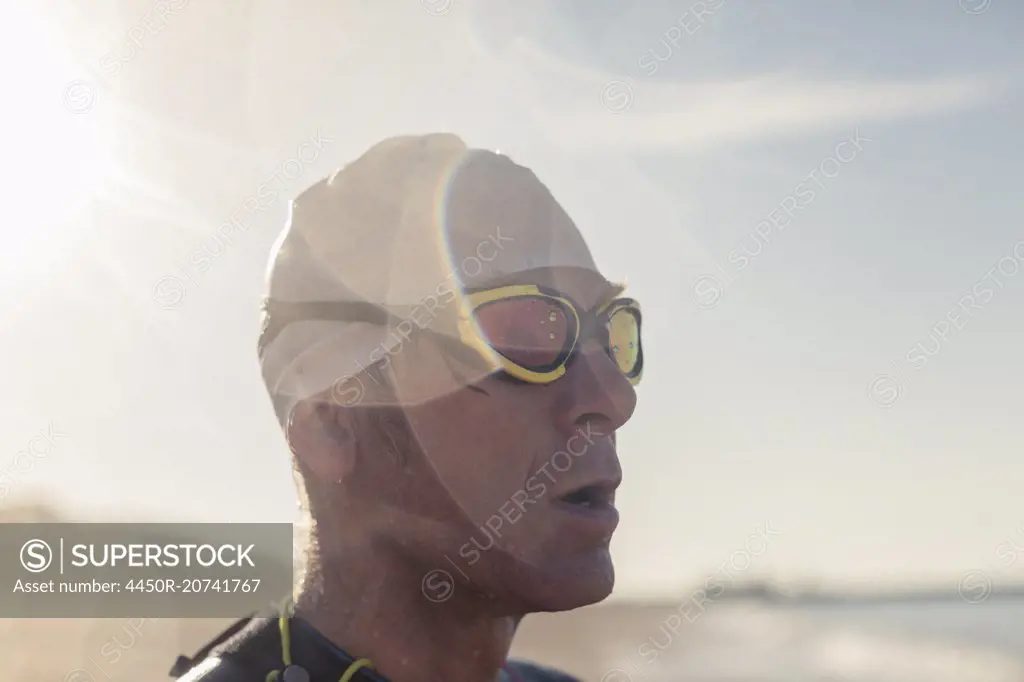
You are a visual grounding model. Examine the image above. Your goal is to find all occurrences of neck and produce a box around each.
[293,537,520,682]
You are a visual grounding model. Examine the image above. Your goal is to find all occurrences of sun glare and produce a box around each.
[0,4,115,288]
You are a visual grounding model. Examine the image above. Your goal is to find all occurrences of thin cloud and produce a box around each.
[499,39,1004,154]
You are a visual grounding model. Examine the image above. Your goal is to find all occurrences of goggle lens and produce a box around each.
[472,295,575,369]
[607,306,642,380]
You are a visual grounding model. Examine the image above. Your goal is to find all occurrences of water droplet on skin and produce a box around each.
[549,333,556,339]
[549,312,557,322]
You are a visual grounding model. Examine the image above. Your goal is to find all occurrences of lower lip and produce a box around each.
[552,499,620,532]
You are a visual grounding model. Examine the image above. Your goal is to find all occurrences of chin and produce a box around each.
[513,546,617,613]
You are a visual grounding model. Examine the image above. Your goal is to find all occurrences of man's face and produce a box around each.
[286,148,641,611]
[380,265,639,612]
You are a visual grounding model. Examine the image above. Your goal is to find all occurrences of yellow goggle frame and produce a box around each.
[456,284,643,386]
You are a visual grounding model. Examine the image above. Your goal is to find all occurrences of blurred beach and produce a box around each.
[4,597,1023,682]
[515,598,1024,682]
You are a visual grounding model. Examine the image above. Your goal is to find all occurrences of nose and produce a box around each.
[554,338,638,434]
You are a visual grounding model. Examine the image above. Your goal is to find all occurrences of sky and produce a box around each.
[1,0,1022,599]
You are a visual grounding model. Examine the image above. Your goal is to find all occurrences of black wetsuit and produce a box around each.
[170,616,579,682]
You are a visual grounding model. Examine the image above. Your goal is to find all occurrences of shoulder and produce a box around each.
[505,660,582,682]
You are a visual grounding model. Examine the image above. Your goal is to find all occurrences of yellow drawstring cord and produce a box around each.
[265,616,375,682]
[339,658,376,682]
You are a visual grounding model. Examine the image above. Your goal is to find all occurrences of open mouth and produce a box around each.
[557,484,614,510]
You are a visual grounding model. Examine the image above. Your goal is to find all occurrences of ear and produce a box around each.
[286,400,357,484]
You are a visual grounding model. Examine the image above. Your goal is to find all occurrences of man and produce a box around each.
[171,133,643,682]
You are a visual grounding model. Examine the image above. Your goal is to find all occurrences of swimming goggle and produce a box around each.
[460,283,643,386]
[258,283,643,388]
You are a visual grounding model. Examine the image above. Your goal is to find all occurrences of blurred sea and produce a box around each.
[515,597,1024,682]
[3,594,1021,682]
[652,598,1024,682]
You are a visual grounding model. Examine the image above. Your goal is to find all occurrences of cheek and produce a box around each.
[404,389,552,525]
[465,388,556,515]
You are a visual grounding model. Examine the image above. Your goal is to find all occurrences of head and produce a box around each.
[259,134,642,615]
